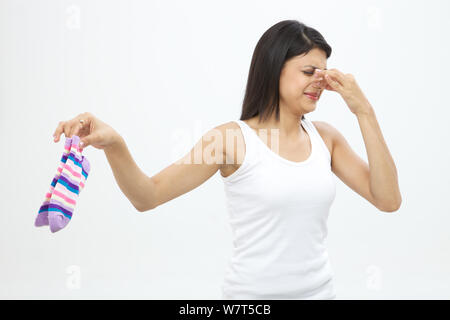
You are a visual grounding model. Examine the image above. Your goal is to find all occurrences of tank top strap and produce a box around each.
[301,117,331,166]
[233,119,260,161]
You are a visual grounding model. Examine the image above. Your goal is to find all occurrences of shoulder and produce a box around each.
[212,121,242,141]
[215,120,240,131]
[212,121,245,167]
[311,120,339,155]
[311,120,337,135]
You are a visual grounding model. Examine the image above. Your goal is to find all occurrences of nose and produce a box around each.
[312,70,325,89]
[312,78,325,89]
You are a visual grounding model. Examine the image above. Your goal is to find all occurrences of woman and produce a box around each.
[52,20,402,299]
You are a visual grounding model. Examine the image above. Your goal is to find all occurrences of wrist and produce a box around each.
[355,103,374,118]
[104,133,124,153]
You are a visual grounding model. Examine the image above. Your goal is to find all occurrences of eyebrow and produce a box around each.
[303,65,327,70]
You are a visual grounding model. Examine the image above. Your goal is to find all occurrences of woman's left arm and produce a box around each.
[319,68,402,211]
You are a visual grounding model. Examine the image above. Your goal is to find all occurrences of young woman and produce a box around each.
[53,20,401,300]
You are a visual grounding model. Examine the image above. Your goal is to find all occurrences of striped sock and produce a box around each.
[48,135,90,233]
[36,135,90,233]
[35,137,74,227]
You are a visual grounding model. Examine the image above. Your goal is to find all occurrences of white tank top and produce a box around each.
[220,116,337,299]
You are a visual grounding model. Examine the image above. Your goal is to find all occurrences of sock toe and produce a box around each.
[35,212,49,226]
[48,213,69,233]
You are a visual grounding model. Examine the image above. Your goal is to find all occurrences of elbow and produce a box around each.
[135,205,146,213]
[135,202,157,213]
[379,204,401,213]
[377,197,402,213]
[135,177,159,213]
[135,197,159,213]
[134,203,145,213]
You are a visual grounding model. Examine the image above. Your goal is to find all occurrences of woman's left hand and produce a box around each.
[316,68,372,116]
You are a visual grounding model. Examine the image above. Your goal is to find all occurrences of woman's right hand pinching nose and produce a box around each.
[52,112,121,151]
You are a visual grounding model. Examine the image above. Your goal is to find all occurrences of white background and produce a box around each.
[1,0,449,299]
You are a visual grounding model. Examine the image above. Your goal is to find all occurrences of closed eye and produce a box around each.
[303,71,314,75]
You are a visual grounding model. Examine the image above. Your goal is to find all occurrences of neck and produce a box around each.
[256,111,305,139]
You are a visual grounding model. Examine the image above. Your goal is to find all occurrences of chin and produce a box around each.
[305,96,319,105]
[302,101,317,111]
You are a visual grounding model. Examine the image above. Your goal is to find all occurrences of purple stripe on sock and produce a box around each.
[51,178,57,187]
[38,204,48,214]
[47,203,73,219]
[59,171,81,189]
[39,203,73,218]
[62,145,83,164]
[45,198,75,214]
[57,174,80,193]
[69,153,83,165]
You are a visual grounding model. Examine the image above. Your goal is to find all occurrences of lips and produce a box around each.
[304,92,320,101]
[304,92,319,97]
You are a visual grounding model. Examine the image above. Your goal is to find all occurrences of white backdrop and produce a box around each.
[1,0,449,299]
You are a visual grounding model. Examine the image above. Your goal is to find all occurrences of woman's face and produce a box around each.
[279,48,327,116]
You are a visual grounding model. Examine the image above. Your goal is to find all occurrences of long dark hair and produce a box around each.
[240,20,332,123]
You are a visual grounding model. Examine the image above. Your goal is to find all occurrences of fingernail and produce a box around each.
[80,142,84,147]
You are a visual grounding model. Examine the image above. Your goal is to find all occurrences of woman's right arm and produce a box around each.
[103,135,158,212]
[54,113,234,212]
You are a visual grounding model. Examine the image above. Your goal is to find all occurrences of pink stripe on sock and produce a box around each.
[52,189,77,206]
[71,142,82,152]
[44,185,56,199]
[62,162,82,179]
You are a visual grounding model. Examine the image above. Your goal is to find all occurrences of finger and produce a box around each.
[333,68,348,81]
[324,73,342,91]
[68,121,83,138]
[324,82,334,91]
[67,122,76,139]
[53,121,66,142]
[78,114,93,133]
[76,121,85,137]
[69,113,91,138]
[62,122,72,139]
[77,123,90,139]
[78,113,95,147]
[324,69,346,86]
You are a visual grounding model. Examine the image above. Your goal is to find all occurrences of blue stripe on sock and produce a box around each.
[57,177,80,194]
[68,154,83,168]
[48,207,72,219]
